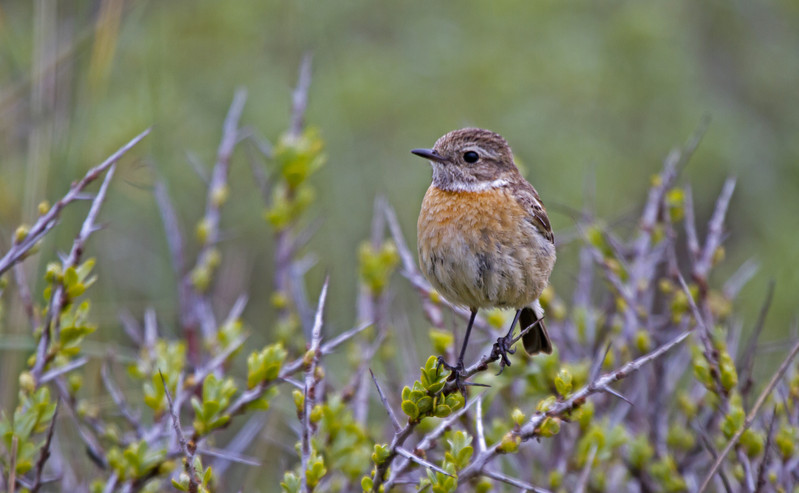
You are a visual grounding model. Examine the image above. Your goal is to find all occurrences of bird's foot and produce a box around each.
[436,358,488,396]
[436,357,466,394]
[491,334,517,375]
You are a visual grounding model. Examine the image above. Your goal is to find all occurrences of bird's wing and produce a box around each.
[512,182,554,244]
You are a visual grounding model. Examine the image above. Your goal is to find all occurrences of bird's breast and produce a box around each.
[417,186,554,309]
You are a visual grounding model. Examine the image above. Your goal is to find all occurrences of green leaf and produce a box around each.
[401,400,419,419]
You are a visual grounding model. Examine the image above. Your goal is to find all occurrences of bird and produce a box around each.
[412,127,556,388]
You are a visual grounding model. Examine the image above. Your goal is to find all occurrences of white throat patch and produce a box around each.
[441,178,509,192]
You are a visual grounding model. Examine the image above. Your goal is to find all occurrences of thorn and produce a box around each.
[602,386,634,406]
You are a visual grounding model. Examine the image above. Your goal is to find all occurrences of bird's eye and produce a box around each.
[463,151,479,163]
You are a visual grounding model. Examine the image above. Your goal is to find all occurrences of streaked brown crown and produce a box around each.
[432,128,515,171]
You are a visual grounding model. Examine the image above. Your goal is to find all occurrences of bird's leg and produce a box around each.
[437,308,478,394]
[492,309,522,374]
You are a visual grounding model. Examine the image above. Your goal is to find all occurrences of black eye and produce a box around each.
[463,151,479,163]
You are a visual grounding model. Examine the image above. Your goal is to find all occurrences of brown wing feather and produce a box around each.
[511,181,554,244]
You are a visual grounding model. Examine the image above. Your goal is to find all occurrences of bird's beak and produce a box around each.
[411,148,446,163]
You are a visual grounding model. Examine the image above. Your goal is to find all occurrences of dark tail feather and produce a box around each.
[520,304,552,355]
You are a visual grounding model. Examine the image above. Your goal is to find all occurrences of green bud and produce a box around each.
[310,405,323,424]
[775,425,796,459]
[548,470,563,488]
[536,396,557,413]
[538,417,561,437]
[634,330,652,353]
[211,185,229,207]
[293,390,304,412]
[429,328,454,355]
[18,371,35,394]
[666,424,696,451]
[677,391,698,419]
[497,432,520,454]
[740,429,764,458]
[719,350,738,391]
[196,217,211,243]
[14,224,29,243]
[371,444,390,465]
[360,476,373,492]
[721,406,745,439]
[554,368,573,396]
[485,309,505,329]
[628,434,654,471]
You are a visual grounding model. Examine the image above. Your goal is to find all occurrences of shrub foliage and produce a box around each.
[1,62,798,493]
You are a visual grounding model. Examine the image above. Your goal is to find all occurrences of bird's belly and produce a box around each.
[417,187,553,309]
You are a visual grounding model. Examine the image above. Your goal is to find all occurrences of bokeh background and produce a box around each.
[1,0,798,484]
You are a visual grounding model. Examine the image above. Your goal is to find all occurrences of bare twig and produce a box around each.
[13,263,39,329]
[320,322,371,355]
[0,128,150,276]
[694,177,737,282]
[574,445,597,493]
[754,409,778,492]
[723,258,759,300]
[300,277,328,493]
[102,472,119,493]
[483,468,552,493]
[289,53,313,139]
[739,281,775,399]
[698,338,799,493]
[395,447,454,478]
[160,370,199,493]
[38,357,88,384]
[101,362,143,435]
[32,162,119,384]
[211,414,267,478]
[370,369,401,431]
[153,178,185,280]
[459,331,691,481]
[694,423,734,493]
[183,89,248,346]
[475,398,487,453]
[683,185,700,263]
[29,400,59,493]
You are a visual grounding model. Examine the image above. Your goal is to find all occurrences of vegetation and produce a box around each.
[2,2,799,492]
[0,62,798,492]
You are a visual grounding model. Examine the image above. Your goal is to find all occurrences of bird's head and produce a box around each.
[411,127,520,192]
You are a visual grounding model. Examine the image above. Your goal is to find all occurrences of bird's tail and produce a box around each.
[520,300,552,355]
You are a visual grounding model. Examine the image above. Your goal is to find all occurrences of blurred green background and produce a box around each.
[1,0,797,418]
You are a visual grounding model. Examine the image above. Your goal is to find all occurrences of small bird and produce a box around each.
[412,128,556,387]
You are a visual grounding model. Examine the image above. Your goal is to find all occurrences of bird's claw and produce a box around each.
[436,356,459,373]
[491,335,516,375]
[435,358,486,396]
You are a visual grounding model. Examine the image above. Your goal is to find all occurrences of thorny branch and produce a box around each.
[300,278,329,493]
[458,331,692,482]
[698,337,799,493]
[182,88,248,350]
[161,371,200,493]
[32,162,118,384]
[0,128,150,276]
[5,68,798,493]
[29,400,59,493]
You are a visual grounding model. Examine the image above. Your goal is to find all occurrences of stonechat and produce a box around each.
[412,128,556,385]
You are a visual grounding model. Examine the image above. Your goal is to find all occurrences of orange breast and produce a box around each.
[417,186,554,309]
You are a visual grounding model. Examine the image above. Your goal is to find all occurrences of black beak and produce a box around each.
[411,148,446,163]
